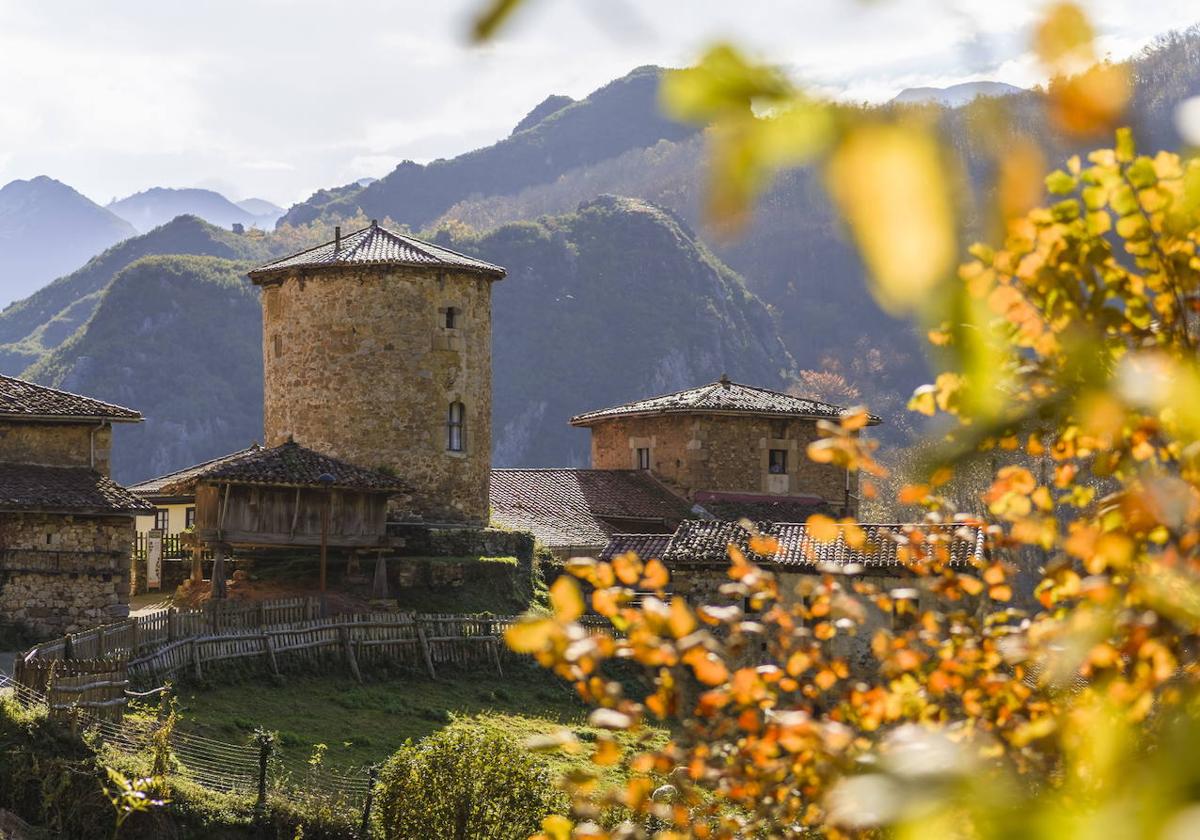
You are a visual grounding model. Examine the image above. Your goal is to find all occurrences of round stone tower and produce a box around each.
[248,221,506,525]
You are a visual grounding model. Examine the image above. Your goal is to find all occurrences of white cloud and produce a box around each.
[0,0,1195,206]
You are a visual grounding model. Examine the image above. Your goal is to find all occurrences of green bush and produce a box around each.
[375,728,563,840]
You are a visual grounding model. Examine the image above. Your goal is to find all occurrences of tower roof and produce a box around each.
[248,221,506,282]
[569,376,881,427]
[0,374,141,422]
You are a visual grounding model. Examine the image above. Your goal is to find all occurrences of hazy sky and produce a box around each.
[0,0,1196,208]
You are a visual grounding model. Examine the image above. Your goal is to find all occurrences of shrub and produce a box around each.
[375,727,563,840]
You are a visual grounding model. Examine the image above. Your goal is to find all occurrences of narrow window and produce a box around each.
[444,307,459,329]
[448,401,465,452]
[185,506,196,529]
[636,447,651,470]
[154,509,170,532]
[274,334,283,358]
[768,449,788,474]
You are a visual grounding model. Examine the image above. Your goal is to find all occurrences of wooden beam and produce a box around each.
[290,487,301,537]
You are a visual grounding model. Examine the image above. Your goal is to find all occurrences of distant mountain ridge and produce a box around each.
[0,215,272,375]
[892,81,1024,107]
[277,65,697,230]
[108,187,283,233]
[0,176,135,309]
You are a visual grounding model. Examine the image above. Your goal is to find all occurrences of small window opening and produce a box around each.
[636,447,651,470]
[185,506,196,529]
[448,401,465,452]
[274,334,283,358]
[768,449,788,474]
[154,509,170,532]
[444,307,459,329]
[771,419,788,438]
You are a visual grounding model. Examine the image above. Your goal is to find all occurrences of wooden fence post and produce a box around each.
[340,626,363,684]
[359,765,380,840]
[262,634,280,679]
[191,640,203,681]
[255,730,273,819]
[130,618,140,656]
[167,608,177,643]
[414,618,436,680]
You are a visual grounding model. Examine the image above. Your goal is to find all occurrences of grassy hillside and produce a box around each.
[0,215,271,375]
[27,255,264,483]
[24,198,789,482]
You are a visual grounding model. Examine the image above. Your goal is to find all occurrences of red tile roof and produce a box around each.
[0,375,140,422]
[0,463,153,515]
[489,469,693,551]
[249,221,506,281]
[663,520,985,569]
[570,376,880,427]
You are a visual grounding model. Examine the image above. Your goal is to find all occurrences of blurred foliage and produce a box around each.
[474,1,1200,837]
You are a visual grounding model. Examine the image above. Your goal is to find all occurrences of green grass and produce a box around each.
[158,666,667,783]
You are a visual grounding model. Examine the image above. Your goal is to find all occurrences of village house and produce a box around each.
[490,377,877,558]
[570,375,879,517]
[0,374,150,634]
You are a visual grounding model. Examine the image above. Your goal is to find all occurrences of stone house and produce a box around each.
[571,376,880,518]
[248,221,506,527]
[0,374,150,635]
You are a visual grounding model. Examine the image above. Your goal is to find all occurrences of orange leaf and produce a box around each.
[641,558,669,589]
[592,736,622,766]
[806,513,839,543]
[668,596,697,639]
[505,618,557,653]
[613,552,643,585]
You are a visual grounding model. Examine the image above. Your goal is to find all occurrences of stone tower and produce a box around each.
[248,222,506,525]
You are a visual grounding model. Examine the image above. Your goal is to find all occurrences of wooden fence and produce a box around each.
[132,532,203,560]
[11,658,129,722]
[16,597,612,696]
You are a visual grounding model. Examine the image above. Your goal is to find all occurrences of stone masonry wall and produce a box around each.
[261,266,494,525]
[0,421,113,475]
[589,414,857,512]
[0,513,133,636]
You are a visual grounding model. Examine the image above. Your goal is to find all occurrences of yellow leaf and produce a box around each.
[612,552,643,586]
[828,123,957,314]
[1034,3,1095,69]
[550,576,584,622]
[505,618,557,653]
[541,814,574,840]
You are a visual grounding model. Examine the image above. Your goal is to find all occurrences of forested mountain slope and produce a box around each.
[28,198,788,483]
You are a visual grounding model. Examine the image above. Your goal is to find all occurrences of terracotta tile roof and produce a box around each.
[128,445,264,498]
[159,441,409,494]
[663,521,985,569]
[0,463,153,515]
[570,376,880,426]
[0,375,140,422]
[599,533,674,561]
[489,468,693,551]
[248,221,506,281]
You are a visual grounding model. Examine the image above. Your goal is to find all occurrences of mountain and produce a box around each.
[26,255,265,483]
[235,198,284,219]
[0,176,136,309]
[891,81,1024,107]
[277,66,697,229]
[0,215,272,375]
[25,197,789,483]
[108,187,281,233]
